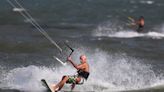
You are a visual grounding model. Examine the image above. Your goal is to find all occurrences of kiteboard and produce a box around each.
[41,79,53,92]
[41,79,93,92]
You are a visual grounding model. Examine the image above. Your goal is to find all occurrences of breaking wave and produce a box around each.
[0,48,164,91]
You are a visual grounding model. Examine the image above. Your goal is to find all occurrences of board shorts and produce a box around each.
[66,75,84,84]
[137,25,144,32]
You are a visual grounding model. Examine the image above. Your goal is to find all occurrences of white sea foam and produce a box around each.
[1,48,163,91]
[13,8,25,12]
[108,31,164,39]
[93,30,164,39]
[140,0,155,5]
[92,23,164,39]
[1,65,75,91]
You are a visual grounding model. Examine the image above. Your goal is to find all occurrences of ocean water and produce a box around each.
[0,0,164,92]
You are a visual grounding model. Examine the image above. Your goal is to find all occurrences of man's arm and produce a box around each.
[67,57,79,70]
[67,57,84,70]
[68,59,79,70]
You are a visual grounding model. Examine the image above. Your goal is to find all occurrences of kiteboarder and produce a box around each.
[51,55,90,92]
[128,16,145,32]
[136,16,145,32]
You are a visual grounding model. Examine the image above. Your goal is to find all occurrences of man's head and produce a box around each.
[140,16,144,19]
[80,55,87,63]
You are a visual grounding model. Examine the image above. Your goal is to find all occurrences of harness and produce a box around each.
[77,69,89,80]
[76,69,89,85]
[66,70,89,85]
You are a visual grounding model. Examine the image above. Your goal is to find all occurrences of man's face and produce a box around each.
[80,55,86,63]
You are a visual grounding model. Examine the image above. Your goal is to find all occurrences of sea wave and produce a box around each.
[0,48,163,91]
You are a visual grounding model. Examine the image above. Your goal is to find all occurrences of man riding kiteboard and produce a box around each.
[128,16,145,32]
[136,16,145,32]
[51,55,90,92]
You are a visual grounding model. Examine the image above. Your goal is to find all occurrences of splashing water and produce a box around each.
[107,31,164,39]
[92,22,164,39]
[0,48,163,91]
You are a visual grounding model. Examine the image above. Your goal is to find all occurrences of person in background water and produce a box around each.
[136,16,145,32]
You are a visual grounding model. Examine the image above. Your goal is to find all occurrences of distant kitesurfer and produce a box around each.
[51,55,90,92]
[128,16,145,32]
[136,16,145,32]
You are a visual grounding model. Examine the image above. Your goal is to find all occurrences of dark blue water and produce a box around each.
[0,0,164,91]
[1,0,164,25]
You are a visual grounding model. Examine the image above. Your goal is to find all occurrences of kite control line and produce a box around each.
[54,42,75,66]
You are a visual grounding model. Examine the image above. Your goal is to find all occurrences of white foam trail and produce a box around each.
[93,22,164,39]
[140,0,155,5]
[1,65,75,91]
[1,49,164,91]
[93,30,164,39]
[13,8,25,12]
[108,31,144,38]
[68,48,164,91]
[109,31,164,39]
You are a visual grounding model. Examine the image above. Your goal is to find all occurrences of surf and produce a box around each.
[92,21,164,39]
[0,48,164,92]
[105,31,164,39]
